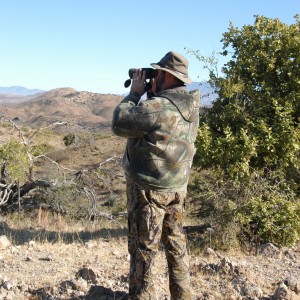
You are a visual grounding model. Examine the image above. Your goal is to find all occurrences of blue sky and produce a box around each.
[0,0,298,94]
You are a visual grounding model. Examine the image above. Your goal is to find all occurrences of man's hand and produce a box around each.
[130,69,146,97]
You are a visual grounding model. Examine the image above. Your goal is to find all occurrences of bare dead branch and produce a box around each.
[35,154,77,182]
[82,187,124,228]
[0,183,13,206]
[0,116,27,144]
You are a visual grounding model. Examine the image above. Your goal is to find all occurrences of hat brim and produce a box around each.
[150,63,193,84]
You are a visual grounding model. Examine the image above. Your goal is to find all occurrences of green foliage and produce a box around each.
[0,139,30,181]
[188,170,300,249]
[189,15,300,248]
[63,132,94,147]
[193,15,300,186]
[63,133,76,146]
[188,170,242,250]
[30,143,55,157]
[237,193,300,246]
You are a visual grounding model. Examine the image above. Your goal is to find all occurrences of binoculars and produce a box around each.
[124,68,158,88]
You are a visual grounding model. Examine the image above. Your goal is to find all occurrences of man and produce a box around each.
[112,51,200,300]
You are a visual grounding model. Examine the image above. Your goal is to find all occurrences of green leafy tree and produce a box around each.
[0,139,30,182]
[194,15,300,187]
[0,120,59,208]
[189,15,300,247]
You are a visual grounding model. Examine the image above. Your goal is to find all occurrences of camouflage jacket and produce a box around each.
[111,87,200,192]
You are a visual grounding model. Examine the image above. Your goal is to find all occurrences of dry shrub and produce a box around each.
[187,168,300,251]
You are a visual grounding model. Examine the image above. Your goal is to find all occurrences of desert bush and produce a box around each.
[0,120,72,209]
[188,169,300,249]
[193,15,300,187]
[188,15,300,248]
[40,185,89,219]
[236,193,300,247]
[0,139,30,182]
[188,170,241,250]
[63,130,97,148]
[63,133,76,146]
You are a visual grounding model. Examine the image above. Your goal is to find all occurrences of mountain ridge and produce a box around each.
[0,86,46,96]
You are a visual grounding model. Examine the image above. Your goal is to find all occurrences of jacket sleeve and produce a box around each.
[111,94,162,138]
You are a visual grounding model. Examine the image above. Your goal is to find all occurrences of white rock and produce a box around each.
[3,280,14,290]
[11,246,19,254]
[0,235,11,249]
[205,247,217,256]
[28,240,36,247]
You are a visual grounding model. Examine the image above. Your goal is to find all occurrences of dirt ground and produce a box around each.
[1,217,300,300]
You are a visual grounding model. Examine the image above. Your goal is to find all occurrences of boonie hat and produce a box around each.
[150,51,192,84]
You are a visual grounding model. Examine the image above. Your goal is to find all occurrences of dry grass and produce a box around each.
[1,211,300,299]
[1,209,127,246]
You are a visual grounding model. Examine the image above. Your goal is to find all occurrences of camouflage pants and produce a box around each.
[126,181,191,300]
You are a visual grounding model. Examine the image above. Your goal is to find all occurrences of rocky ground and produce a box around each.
[0,221,300,300]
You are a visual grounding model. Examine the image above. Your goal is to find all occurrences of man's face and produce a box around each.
[151,70,165,94]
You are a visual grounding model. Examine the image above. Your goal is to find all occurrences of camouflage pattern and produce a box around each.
[112,86,199,299]
[112,87,200,192]
[126,180,192,300]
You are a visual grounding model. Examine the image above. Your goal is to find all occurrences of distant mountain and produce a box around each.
[0,86,46,96]
[187,81,217,107]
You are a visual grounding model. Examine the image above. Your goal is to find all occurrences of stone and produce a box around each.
[273,282,292,300]
[76,267,98,284]
[241,284,263,299]
[205,247,217,256]
[284,277,300,294]
[0,235,11,249]
[28,240,36,248]
[284,249,297,261]
[258,242,281,258]
[60,280,77,291]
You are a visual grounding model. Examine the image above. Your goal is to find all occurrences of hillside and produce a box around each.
[0,87,123,129]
